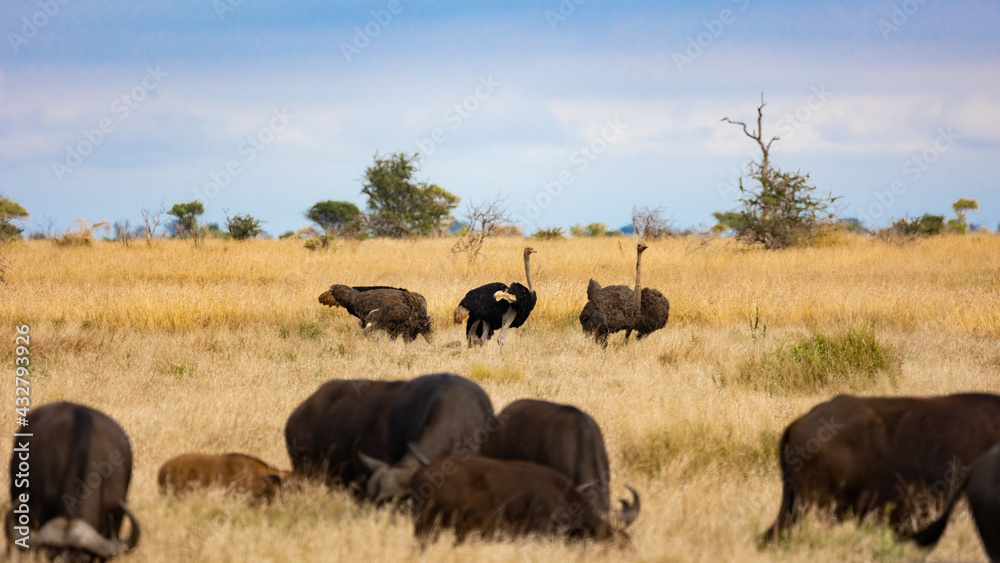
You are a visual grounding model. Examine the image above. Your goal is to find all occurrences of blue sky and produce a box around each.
[3,0,998,236]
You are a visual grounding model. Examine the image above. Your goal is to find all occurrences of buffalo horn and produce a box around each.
[618,485,641,527]
[357,451,388,473]
[408,443,431,466]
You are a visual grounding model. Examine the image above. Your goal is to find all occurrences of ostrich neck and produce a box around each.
[523,254,534,291]
[633,251,643,311]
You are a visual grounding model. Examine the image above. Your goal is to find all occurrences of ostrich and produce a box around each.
[579,242,669,347]
[318,285,433,343]
[453,247,537,350]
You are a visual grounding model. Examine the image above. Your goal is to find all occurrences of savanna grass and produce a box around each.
[0,234,998,562]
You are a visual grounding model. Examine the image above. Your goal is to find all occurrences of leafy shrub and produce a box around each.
[888,214,945,237]
[732,325,899,394]
[570,222,610,237]
[531,227,564,240]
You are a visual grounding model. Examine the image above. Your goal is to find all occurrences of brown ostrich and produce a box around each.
[318,285,433,343]
[579,242,669,347]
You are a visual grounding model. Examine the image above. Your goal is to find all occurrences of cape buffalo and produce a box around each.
[763,393,1000,544]
[284,373,494,503]
[157,453,295,501]
[908,441,1000,561]
[481,398,639,524]
[409,455,636,546]
[4,402,140,560]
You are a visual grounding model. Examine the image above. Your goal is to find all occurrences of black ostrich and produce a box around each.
[453,247,537,350]
[318,285,433,343]
[579,242,669,347]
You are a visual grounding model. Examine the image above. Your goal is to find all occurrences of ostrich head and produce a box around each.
[523,247,537,258]
[637,242,648,254]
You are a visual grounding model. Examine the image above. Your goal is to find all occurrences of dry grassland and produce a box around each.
[1,233,999,562]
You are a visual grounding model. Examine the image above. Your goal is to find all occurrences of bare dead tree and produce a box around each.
[721,93,779,179]
[113,221,136,249]
[452,194,512,263]
[140,202,165,246]
[718,94,838,249]
[632,205,675,239]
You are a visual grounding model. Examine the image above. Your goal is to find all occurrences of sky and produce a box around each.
[2,0,999,236]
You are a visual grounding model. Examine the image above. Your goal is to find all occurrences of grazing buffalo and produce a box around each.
[4,402,140,560]
[481,399,628,520]
[409,455,636,546]
[284,373,494,503]
[908,441,1000,561]
[157,453,295,501]
[763,393,1000,544]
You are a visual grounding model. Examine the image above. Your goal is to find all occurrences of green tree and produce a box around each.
[307,200,362,236]
[168,200,204,239]
[0,196,29,241]
[225,213,265,240]
[716,96,839,249]
[948,197,979,234]
[361,152,459,237]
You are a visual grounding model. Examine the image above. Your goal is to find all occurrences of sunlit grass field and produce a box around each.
[1,234,999,562]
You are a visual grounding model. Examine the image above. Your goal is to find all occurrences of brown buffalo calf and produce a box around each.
[158,453,294,501]
[409,455,635,546]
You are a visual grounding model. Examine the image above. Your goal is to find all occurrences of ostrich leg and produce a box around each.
[467,320,489,347]
[496,309,516,351]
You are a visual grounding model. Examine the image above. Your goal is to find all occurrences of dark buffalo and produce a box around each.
[4,401,140,560]
[409,455,636,546]
[481,398,639,525]
[763,393,1000,544]
[284,373,494,502]
[908,441,1000,561]
[158,453,296,501]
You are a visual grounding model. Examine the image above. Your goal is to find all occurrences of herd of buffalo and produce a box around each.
[4,243,999,560]
[7,379,1000,560]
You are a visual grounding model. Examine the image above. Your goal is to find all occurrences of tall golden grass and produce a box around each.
[1,234,998,562]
